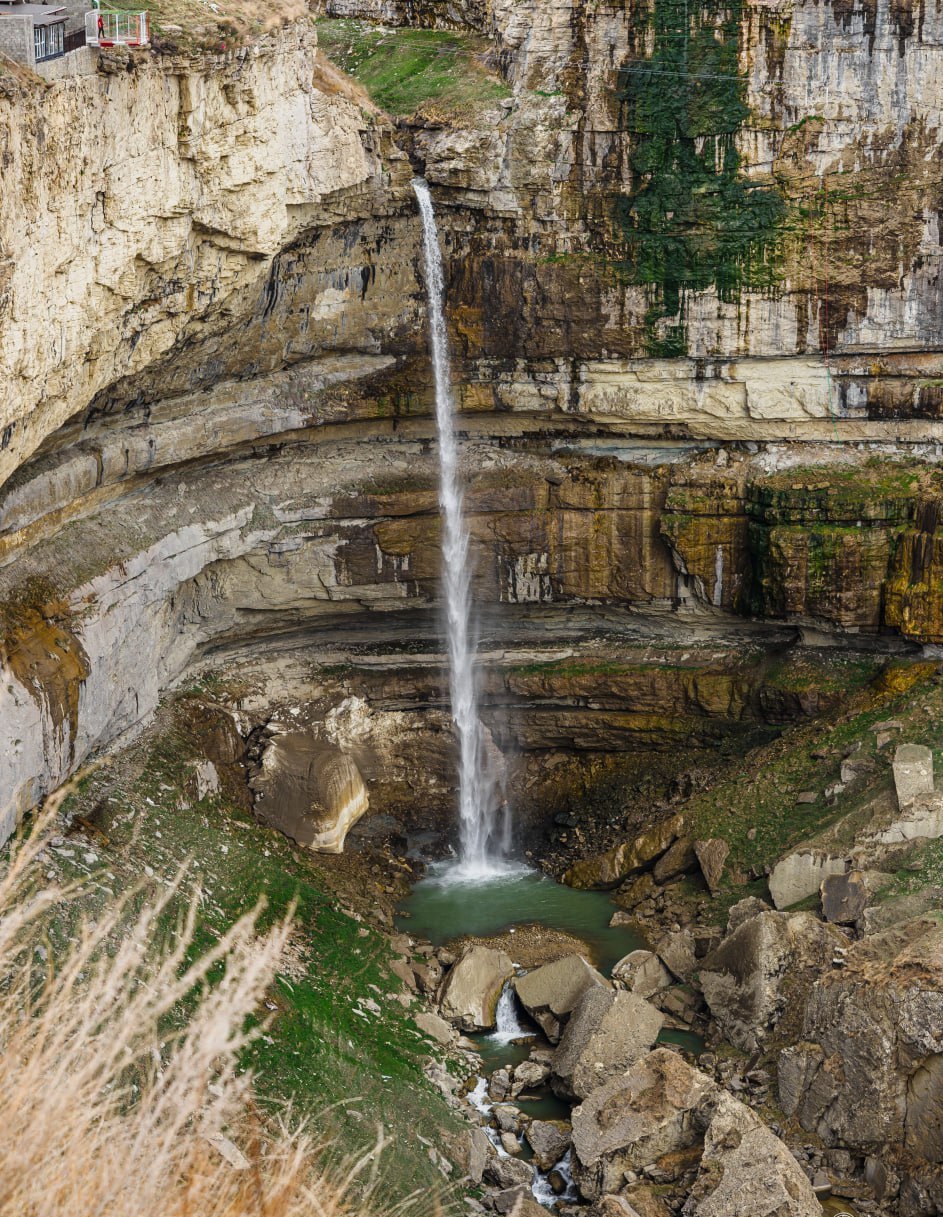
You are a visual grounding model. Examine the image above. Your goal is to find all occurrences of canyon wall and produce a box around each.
[1,0,943,840]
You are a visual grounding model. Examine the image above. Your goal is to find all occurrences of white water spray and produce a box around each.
[414,179,510,878]
[488,982,532,1044]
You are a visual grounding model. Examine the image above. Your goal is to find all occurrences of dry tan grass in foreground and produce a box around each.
[0,819,361,1217]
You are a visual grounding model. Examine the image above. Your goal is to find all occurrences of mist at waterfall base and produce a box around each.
[414,178,517,883]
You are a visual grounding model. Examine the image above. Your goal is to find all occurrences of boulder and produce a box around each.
[513,954,610,1042]
[778,915,943,1195]
[768,849,847,909]
[650,928,697,982]
[571,1049,817,1213]
[570,1048,714,1199]
[551,987,664,1100]
[563,815,683,890]
[653,836,697,884]
[485,1154,535,1190]
[437,945,514,1031]
[611,949,673,999]
[726,895,771,934]
[686,1091,820,1216]
[866,790,943,845]
[510,1058,550,1094]
[694,838,729,893]
[893,743,934,809]
[524,1119,570,1170]
[700,910,845,1053]
[616,1188,672,1217]
[820,870,874,924]
[414,1010,455,1045]
[500,1131,521,1156]
[460,1127,493,1185]
[251,734,369,853]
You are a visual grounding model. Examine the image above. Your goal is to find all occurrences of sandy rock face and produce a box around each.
[0,24,410,492]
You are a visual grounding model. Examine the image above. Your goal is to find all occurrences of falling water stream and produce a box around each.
[414,178,510,877]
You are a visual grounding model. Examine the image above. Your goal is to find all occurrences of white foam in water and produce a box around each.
[532,1148,578,1207]
[413,179,514,880]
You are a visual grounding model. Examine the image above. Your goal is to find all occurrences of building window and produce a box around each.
[34,20,64,61]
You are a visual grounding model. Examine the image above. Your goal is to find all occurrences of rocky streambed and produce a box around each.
[390,871,845,1217]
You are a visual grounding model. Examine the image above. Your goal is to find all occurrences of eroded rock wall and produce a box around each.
[0,22,415,488]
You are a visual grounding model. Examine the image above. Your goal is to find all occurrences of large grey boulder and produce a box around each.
[513,954,610,1042]
[611,949,673,998]
[699,909,845,1052]
[820,869,876,924]
[524,1119,570,1170]
[571,1049,714,1199]
[437,945,513,1031]
[694,837,729,893]
[251,733,369,853]
[768,849,847,909]
[484,1154,535,1190]
[686,1091,820,1217]
[894,743,934,809]
[571,1048,817,1214]
[551,986,664,1100]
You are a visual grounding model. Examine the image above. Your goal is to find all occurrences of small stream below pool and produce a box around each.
[397,866,707,1209]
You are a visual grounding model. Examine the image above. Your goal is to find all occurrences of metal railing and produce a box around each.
[85,8,149,46]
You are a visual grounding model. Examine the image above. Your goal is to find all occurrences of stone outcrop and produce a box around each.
[778,916,943,1209]
[699,909,846,1053]
[0,23,413,491]
[570,1048,818,1215]
[563,816,683,890]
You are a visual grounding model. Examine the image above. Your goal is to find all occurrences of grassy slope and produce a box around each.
[41,698,469,1207]
[316,18,509,118]
[683,660,941,887]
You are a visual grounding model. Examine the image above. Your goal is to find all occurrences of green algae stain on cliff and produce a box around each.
[616,0,786,352]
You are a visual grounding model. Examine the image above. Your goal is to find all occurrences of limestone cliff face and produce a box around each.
[0,22,414,488]
[329,0,943,432]
[2,0,943,847]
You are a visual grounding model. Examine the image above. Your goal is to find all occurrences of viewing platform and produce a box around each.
[85,7,148,47]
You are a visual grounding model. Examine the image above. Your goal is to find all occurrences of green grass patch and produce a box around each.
[683,662,941,879]
[40,702,469,1205]
[316,19,510,118]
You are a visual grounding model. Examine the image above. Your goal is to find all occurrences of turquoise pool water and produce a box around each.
[395,867,644,973]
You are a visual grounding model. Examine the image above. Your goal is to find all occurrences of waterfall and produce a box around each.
[413,178,509,878]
